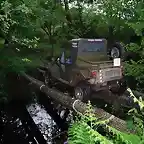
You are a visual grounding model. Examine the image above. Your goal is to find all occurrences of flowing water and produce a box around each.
[27,103,56,144]
[0,101,66,144]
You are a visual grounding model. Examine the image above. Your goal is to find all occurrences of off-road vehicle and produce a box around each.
[43,38,127,103]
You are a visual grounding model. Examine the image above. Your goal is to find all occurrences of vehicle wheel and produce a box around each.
[74,82,91,102]
[111,47,120,58]
[109,42,124,59]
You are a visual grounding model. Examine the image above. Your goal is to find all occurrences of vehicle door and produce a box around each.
[59,49,73,81]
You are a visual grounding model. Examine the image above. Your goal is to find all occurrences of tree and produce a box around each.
[124,0,144,91]
[0,0,41,73]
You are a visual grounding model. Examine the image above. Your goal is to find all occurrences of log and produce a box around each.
[21,72,134,134]
[133,90,144,100]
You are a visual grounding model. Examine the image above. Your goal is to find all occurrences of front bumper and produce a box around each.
[90,78,126,92]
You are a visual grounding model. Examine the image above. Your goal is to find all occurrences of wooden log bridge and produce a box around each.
[21,72,134,134]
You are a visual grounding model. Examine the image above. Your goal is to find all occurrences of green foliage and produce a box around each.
[0,0,144,142]
[0,0,142,74]
[68,101,134,144]
[126,88,144,142]
[124,1,144,90]
[68,92,144,144]
[0,0,42,73]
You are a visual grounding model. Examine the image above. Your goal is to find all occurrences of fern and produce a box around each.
[68,101,131,144]
[68,89,144,144]
[127,88,144,140]
[68,120,112,144]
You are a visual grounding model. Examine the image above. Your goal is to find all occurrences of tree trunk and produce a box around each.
[107,25,115,51]
[21,72,135,134]
[63,0,72,25]
[63,0,73,38]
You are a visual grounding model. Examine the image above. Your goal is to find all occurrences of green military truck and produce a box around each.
[44,38,127,103]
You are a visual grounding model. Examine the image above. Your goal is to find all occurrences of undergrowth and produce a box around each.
[68,88,144,144]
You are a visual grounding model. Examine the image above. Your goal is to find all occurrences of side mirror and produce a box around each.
[57,57,60,63]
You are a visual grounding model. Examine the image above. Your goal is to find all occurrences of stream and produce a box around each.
[27,103,56,144]
[26,97,70,144]
[0,100,67,144]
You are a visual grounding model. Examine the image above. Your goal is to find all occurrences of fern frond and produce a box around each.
[127,88,144,110]
[83,122,113,144]
[68,120,113,144]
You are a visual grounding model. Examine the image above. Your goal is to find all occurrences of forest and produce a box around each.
[0,0,144,144]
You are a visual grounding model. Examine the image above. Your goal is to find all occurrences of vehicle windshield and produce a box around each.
[81,40,105,52]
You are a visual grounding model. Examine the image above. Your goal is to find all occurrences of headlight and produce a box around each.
[111,47,120,58]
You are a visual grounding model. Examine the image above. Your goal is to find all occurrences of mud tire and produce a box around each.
[109,42,124,59]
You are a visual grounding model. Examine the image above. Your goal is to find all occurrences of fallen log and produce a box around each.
[133,90,144,100]
[21,72,134,134]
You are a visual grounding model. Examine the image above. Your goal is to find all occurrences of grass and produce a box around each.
[121,132,141,144]
[122,118,142,144]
